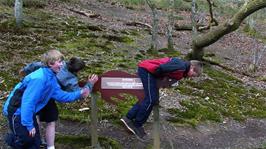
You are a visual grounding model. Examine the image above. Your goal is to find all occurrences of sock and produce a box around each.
[47,146,55,149]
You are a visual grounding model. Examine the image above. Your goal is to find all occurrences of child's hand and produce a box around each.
[81,88,90,98]
[87,74,98,85]
[29,128,36,137]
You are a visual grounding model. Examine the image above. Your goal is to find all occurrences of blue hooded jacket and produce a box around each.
[21,61,93,91]
[3,67,82,131]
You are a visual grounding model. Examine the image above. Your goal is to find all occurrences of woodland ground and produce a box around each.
[0,0,266,149]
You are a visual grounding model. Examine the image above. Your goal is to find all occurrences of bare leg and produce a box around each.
[46,121,56,149]
[36,116,45,142]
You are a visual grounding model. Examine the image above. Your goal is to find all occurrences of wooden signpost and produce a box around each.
[90,70,177,148]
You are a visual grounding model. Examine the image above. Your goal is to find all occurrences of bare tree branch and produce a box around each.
[189,0,266,60]
[206,0,218,26]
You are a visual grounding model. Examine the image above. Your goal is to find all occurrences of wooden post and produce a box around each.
[90,93,100,148]
[153,103,160,149]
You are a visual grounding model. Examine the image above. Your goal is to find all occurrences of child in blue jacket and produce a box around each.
[121,57,202,141]
[3,50,91,149]
[19,57,98,149]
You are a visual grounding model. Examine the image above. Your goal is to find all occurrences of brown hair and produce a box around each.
[67,57,85,73]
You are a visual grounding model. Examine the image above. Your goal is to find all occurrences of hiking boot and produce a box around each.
[120,116,135,134]
[133,126,148,142]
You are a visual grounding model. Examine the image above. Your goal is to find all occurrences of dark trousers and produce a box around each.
[126,67,159,128]
[7,114,41,149]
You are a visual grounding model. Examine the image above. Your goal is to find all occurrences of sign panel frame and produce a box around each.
[101,77,143,90]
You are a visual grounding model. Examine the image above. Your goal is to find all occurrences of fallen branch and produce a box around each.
[174,24,193,31]
[125,21,152,29]
[174,23,218,31]
[203,58,254,78]
[67,8,100,18]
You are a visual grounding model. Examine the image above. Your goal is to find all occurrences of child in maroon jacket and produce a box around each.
[121,57,202,141]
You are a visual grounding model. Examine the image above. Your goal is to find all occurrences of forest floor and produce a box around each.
[1,0,266,149]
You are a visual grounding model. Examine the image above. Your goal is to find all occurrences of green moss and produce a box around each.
[57,93,138,125]
[0,101,6,123]
[112,94,138,117]
[257,75,266,82]
[86,24,105,31]
[0,65,22,91]
[121,29,141,37]
[56,134,122,149]
[0,0,47,8]
[261,143,266,149]
[0,4,12,14]
[158,48,181,57]
[243,24,257,36]
[203,53,224,64]
[97,94,138,124]
[167,65,266,126]
[59,107,90,123]
[58,0,76,3]
[174,0,191,11]
[242,22,266,41]
[102,34,134,43]
[168,98,222,127]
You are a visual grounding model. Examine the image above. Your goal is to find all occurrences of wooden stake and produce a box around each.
[153,104,160,149]
[90,93,100,148]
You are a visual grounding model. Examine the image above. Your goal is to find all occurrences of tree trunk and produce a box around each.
[189,0,266,60]
[15,0,23,27]
[146,0,159,52]
[167,0,174,51]
[151,9,159,51]
[191,0,197,36]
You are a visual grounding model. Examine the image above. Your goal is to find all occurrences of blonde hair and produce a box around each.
[41,49,64,66]
[190,60,203,77]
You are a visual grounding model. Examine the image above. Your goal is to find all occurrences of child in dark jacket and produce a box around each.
[121,57,202,141]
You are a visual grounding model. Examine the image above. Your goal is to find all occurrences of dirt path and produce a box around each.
[55,117,266,149]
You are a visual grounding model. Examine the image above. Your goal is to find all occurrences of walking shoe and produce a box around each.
[40,138,47,148]
[120,116,135,134]
[140,126,147,135]
[4,133,15,147]
[133,126,148,142]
